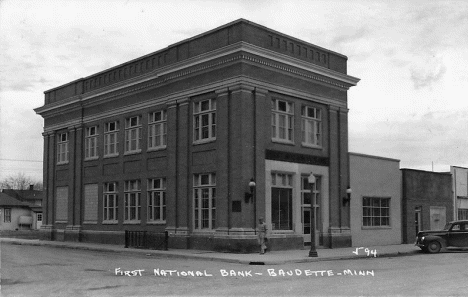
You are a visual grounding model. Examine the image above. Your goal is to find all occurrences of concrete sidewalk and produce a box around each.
[0,237,421,265]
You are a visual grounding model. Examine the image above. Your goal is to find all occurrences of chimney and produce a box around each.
[29,185,34,191]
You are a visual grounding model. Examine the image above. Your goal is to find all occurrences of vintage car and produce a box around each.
[415,220,468,253]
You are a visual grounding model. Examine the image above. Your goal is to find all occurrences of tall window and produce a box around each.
[57,133,69,164]
[104,121,119,157]
[194,99,216,142]
[4,208,11,223]
[193,173,216,230]
[85,126,98,159]
[148,110,167,150]
[363,197,390,227]
[125,116,141,153]
[124,180,141,222]
[271,173,293,230]
[301,106,321,147]
[271,99,294,142]
[148,178,166,222]
[103,182,118,222]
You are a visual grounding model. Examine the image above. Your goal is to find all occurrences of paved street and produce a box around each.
[2,243,468,296]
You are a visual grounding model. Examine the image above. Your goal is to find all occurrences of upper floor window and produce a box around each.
[194,99,216,143]
[301,106,322,147]
[125,116,141,154]
[272,99,294,143]
[148,178,166,222]
[85,126,98,159]
[57,133,69,164]
[148,110,167,150]
[104,121,119,157]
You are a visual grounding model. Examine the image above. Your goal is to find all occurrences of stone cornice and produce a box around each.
[228,84,255,94]
[36,41,359,117]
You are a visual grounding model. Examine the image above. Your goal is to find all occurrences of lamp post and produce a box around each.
[249,178,256,234]
[308,173,318,257]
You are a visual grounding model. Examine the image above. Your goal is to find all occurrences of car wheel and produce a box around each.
[426,241,441,253]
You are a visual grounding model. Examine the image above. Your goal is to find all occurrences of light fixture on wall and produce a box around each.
[343,186,352,206]
[244,178,256,203]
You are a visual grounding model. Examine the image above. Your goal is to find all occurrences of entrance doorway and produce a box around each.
[415,206,421,236]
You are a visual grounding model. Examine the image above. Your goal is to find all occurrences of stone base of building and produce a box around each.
[39,225,54,241]
[42,227,304,253]
[323,227,352,248]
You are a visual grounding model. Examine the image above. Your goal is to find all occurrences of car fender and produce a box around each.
[424,235,447,249]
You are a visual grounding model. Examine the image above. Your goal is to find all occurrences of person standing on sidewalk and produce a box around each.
[257,217,268,254]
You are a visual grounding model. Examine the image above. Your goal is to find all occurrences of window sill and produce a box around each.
[83,221,98,225]
[147,221,166,225]
[104,153,119,159]
[84,156,99,161]
[193,138,216,146]
[272,139,295,146]
[55,220,68,224]
[123,221,142,224]
[102,221,119,225]
[57,161,69,165]
[361,226,392,230]
[301,143,322,149]
[124,150,142,156]
[148,146,167,152]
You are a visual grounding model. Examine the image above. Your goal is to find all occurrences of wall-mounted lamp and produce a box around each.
[244,178,256,203]
[343,186,352,206]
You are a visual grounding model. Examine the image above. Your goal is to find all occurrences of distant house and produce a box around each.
[450,166,468,220]
[0,192,35,230]
[401,169,453,244]
[1,185,43,230]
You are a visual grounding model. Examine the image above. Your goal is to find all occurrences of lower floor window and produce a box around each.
[148,178,166,222]
[458,208,468,220]
[4,208,11,223]
[124,180,141,221]
[271,172,293,230]
[363,197,390,227]
[193,173,216,230]
[103,182,118,222]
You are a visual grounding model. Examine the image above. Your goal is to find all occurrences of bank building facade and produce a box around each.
[35,19,360,251]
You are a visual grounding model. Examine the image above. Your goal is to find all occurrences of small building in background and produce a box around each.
[0,192,34,230]
[401,169,453,244]
[349,153,401,246]
[450,166,468,220]
[2,185,44,230]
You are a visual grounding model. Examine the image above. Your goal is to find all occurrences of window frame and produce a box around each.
[301,106,322,148]
[104,121,119,157]
[271,98,294,144]
[103,182,119,223]
[193,173,216,230]
[148,110,167,151]
[147,178,166,223]
[124,180,141,223]
[362,197,391,228]
[57,132,69,164]
[193,99,216,144]
[271,172,294,231]
[84,126,99,160]
[4,208,11,223]
[124,116,142,155]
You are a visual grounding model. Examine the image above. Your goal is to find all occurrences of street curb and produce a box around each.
[1,238,420,265]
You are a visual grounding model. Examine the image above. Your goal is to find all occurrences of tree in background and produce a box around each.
[0,172,43,190]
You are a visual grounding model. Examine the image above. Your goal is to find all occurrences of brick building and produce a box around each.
[401,169,453,244]
[35,19,359,251]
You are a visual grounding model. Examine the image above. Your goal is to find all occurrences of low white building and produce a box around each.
[349,153,402,246]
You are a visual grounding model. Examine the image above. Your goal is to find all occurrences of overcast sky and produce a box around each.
[1,0,468,182]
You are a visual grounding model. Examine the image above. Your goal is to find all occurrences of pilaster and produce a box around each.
[254,87,268,224]
[228,84,255,230]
